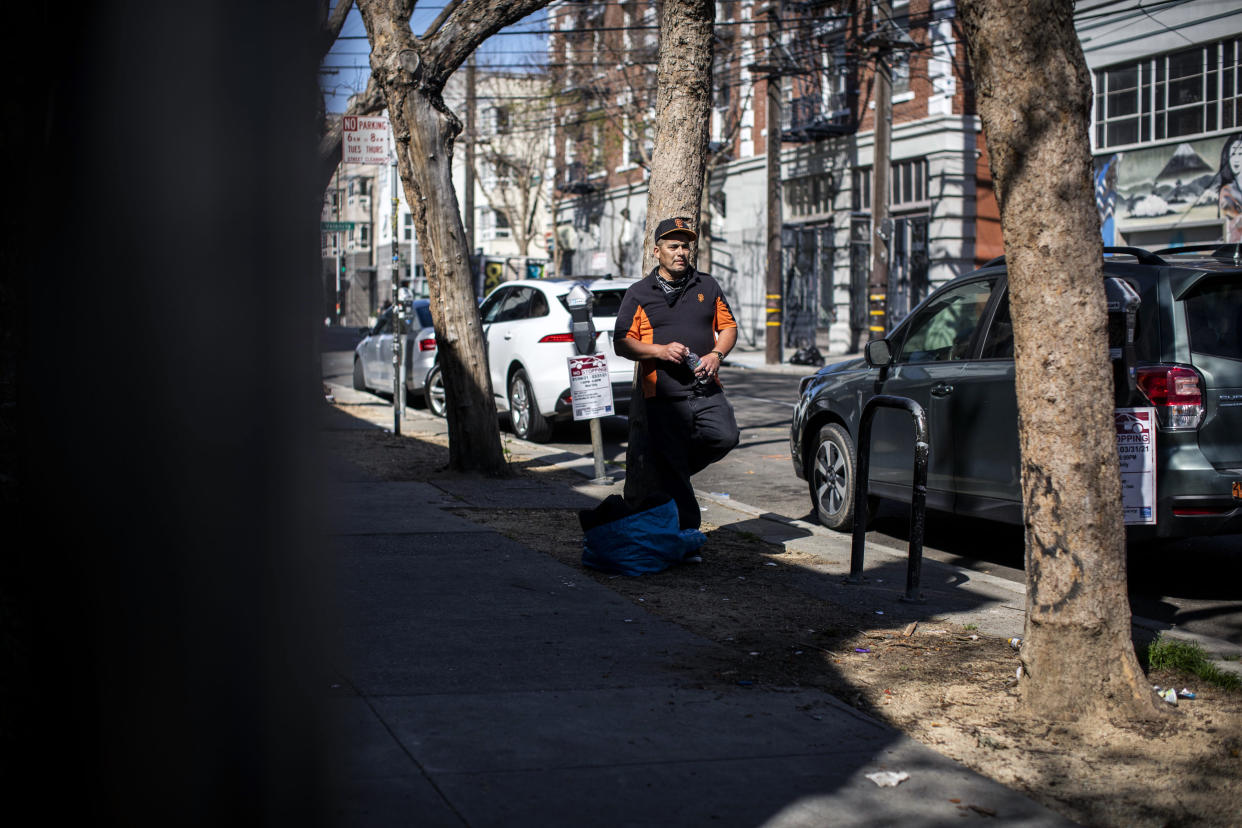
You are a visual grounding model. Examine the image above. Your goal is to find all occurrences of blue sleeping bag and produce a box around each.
[580,496,705,576]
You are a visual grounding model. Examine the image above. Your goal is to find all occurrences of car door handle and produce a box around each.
[931,382,954,397]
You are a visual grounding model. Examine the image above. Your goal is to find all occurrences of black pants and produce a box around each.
[645,385,740,530]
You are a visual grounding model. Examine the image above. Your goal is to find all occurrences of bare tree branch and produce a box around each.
[422,0,464,41]
[419,0,550,86]
[319,0,355,57]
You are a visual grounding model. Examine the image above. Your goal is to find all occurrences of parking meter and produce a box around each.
[1105,276,1141,402]
[566,282,596,356]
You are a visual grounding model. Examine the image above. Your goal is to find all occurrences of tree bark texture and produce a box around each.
[958,0,1161,720]
[357,0,551,474]
[624,0,715,506]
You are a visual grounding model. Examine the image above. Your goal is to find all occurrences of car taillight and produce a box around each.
[1135,364,1204,430]
[538,333,576,343]
[418,338,436,351]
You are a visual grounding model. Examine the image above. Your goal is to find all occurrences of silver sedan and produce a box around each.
[352,300,439,408]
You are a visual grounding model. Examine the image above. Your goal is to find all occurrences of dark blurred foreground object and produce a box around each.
[1,3,340,825]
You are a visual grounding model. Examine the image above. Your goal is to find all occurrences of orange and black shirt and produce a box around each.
[614,268,738,399]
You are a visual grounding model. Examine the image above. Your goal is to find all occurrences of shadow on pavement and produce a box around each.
[322,405,1071,826]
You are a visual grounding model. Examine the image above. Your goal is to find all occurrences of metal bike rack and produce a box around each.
[847,394,928,603]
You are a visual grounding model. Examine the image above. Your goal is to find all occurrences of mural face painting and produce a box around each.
[1220,134,1242,243]
[1093,132,1242,247]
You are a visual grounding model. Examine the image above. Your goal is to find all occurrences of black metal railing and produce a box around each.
[847,395,928,603]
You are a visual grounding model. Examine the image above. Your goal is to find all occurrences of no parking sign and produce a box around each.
[1115,407,1156,525]
[568,354,614,420]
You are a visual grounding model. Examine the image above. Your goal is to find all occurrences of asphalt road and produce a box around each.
[320,327,1242,647]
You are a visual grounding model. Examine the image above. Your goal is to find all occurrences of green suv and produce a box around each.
[790,246,1242,539]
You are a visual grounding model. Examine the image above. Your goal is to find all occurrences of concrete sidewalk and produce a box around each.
[321,383,1081,827]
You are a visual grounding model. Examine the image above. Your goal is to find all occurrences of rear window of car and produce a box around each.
[1184,277,1242,360]
[415,305,433,328]
[556,288,629,319]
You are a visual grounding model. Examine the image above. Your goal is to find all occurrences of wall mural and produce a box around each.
[1094,133,1240,247]
[1220,134,1242,243]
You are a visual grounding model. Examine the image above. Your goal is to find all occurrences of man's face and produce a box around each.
[654,232,694,278]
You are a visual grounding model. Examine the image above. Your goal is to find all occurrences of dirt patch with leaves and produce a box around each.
[331,405,1242,827]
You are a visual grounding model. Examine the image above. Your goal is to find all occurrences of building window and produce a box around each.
[492,106,510,135]
[403,213,414,242]
[891,50,911,98]
[482,208,511,241]
[359,224,370,248]
[1095,37,1240,150]
[852,159,929,211]
[785,173,836,218]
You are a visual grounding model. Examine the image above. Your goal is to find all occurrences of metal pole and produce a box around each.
[847,405,875,583]
[847,394,927,602]
[589,417,612,485]
[334,166,342,325]
[764,1,783,365]
[868,1,894,341]
[391,160,404,433]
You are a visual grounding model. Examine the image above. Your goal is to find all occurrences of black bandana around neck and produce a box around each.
[656,270,693,306]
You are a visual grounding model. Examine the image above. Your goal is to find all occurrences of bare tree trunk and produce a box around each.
[357,0,552,474]
[624,0,715,506]
[959,0,1162,721]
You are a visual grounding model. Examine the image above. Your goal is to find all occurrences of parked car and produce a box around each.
[352,300,439,407]
[790,245,1242,540]
[460,276,639,442]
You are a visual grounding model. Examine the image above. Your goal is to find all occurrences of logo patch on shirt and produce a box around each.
[698,293,705,302]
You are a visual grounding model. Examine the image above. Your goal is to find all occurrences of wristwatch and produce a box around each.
[711,350,725,361]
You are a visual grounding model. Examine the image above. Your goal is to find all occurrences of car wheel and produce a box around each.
[352,357,366,391]
[810,423,857,531]
[509,368,551,442]
[424,364,447,418]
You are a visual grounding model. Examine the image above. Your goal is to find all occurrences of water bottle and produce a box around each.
[685,351,708,386]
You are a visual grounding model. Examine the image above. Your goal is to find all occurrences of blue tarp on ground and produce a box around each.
[580,496,705,576]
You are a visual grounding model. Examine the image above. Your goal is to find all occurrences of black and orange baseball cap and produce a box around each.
[654,216,697,241]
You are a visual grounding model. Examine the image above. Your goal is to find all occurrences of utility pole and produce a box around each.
[763,0,783,365]
[868,0,894,341]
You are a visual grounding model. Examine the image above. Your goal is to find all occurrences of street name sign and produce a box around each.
[342,115,392,166]
[321,221,355,232]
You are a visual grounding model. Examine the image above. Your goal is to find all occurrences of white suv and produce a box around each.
[474,277,638,442]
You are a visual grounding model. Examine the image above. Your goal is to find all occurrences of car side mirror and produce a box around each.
[864,338,892,367]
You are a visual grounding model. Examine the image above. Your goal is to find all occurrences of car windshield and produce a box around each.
[1184,277,1242,360]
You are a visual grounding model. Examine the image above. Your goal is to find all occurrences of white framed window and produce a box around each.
[852,158,930,211]
[481,208,511,241]
[1095,37,1241,150]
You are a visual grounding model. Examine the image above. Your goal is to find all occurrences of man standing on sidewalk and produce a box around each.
[614,217,740,530]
